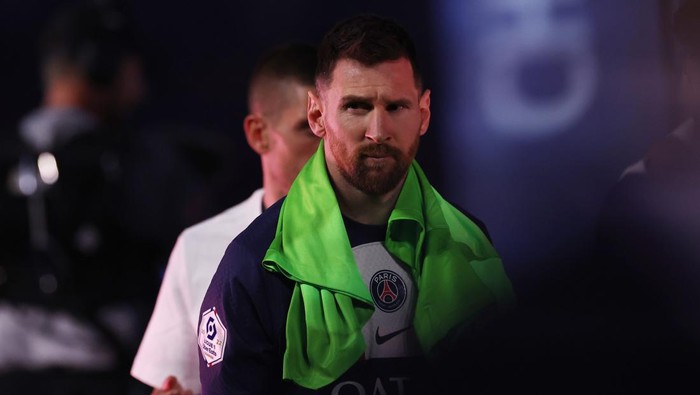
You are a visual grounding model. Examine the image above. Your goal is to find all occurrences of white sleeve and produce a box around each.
[131,235,202,393]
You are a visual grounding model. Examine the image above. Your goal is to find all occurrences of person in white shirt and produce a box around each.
[130,43,319,394]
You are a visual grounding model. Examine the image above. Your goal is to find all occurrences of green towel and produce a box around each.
[263,142,515,389]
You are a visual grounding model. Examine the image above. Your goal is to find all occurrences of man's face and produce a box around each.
[264,81,320,192]
[311,58,430,196]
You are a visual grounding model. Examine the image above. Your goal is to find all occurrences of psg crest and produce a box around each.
[370,270,407,313]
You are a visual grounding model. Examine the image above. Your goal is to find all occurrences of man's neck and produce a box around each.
[261,168,289,210]
[262,189,280,210]
[329,166,405,226]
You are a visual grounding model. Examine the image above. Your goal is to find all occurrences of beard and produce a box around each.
[329,135,420,196]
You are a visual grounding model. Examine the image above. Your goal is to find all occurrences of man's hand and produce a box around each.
[151,376,194,395]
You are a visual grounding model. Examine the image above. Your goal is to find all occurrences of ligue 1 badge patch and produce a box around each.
[198,306,227,367]
[370,270,407,312]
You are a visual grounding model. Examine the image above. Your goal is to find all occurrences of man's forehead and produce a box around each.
[323,58,420,99]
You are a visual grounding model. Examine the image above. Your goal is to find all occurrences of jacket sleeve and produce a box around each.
[198,240,285,395]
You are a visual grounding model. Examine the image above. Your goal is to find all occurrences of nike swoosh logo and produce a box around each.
[375,326,412,345]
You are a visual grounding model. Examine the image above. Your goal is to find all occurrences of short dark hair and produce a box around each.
[40,0,139,87]
[674,0,700,52]
[316,14,422,90]
[247,43,317,112]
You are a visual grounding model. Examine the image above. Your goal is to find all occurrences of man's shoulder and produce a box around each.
[200,195,288,328]
[180,189,264,244]
[214,196,285,277]
[443,198,493,243]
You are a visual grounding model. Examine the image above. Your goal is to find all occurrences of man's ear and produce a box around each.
[307,91,325,138]
[243,114,269,154]
[419,89,431,136]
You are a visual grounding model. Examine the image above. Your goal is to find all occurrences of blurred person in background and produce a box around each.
[130,44,319,395]
[597,0,700,390]
[0,1,154,393]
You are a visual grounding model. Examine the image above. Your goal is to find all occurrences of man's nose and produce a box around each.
[365,110,390,144]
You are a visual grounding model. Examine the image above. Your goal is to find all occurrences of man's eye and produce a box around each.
[387,103,408,112]
[345,102,371,111]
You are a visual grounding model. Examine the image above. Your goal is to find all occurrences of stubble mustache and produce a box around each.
[357,144,401,161]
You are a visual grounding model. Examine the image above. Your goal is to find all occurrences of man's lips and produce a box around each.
[361,155,395,169]
[363,154,391,159]
[359,145,399,164]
